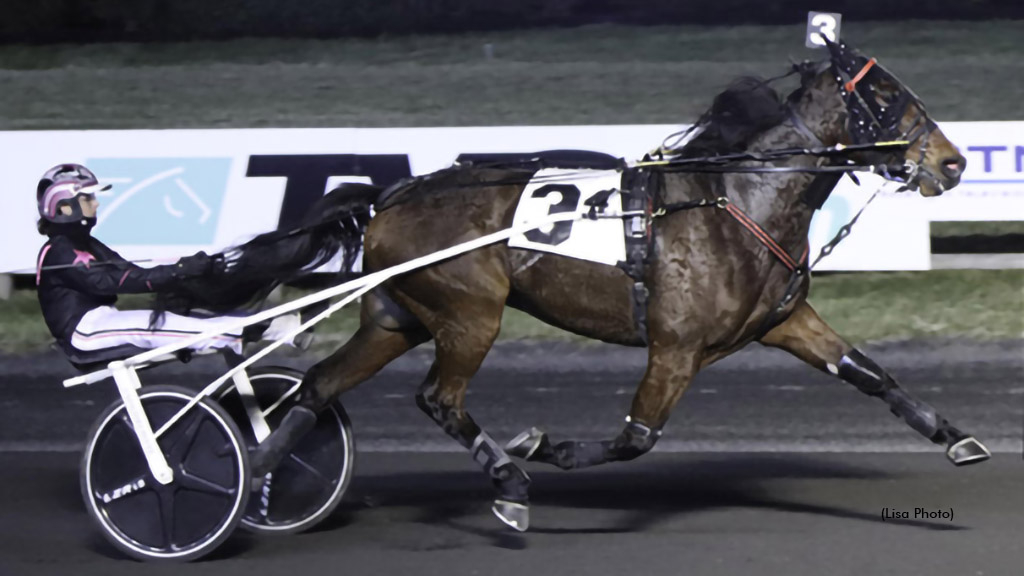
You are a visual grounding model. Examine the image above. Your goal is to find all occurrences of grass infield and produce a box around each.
[1,270,1020,354]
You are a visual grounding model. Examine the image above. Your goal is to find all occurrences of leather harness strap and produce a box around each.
[654,194,808,273]
[722,201,808,272]
[844,58,877,93]
[618,169,657,345]
[649,190,810,341]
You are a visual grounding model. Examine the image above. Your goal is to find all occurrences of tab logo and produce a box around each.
[85,158,232,244]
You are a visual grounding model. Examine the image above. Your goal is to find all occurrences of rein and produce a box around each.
[644,136,910,275]
[437,140,913,192]
[636,140,909,171]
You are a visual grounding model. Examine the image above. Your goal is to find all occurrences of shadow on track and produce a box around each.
[335,454,965,548]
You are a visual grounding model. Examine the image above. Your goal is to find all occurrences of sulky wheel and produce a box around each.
[219,367,355,535]
[80,385,250,562]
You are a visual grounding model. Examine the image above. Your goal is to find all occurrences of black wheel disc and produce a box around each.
[220,368,354,534]
[81,386,249,561]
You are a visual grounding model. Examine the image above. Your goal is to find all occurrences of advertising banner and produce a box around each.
[2,122,1021,274]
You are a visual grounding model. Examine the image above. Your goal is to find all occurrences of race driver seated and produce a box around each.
[34,163,305,359]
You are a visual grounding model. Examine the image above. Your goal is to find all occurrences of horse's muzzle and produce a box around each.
[940,156,966,190]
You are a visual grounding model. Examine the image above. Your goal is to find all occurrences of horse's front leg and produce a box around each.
[507,344,701,470]
[759,300,990,465]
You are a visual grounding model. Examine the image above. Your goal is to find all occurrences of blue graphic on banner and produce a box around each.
[85,158,231,245]
[809,194,852,249]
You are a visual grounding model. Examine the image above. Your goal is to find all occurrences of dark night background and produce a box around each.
[4,0,1021,44]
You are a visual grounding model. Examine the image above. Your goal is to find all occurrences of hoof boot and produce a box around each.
[506,427,545,460]
[492,499,529,532]
[250,406,317,477]
[946,436,991,466]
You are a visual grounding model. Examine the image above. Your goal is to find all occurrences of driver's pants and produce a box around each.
[70,306,244,354]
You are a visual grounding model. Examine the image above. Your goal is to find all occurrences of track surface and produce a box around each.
[0,339,1021,574]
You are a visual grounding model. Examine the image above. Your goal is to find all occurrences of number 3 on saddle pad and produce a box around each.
[508,169,627,266]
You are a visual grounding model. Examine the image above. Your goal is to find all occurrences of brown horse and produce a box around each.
[227,38,988,532]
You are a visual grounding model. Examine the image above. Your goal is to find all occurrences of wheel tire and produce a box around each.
[219,367,355,535]
[80,385,250,562]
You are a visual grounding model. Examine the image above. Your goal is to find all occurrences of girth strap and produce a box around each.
[618,169,657,345]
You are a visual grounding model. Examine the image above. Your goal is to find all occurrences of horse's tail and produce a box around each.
[151,183,379,319]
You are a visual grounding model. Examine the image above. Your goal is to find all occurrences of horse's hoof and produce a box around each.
[506,427,545,460]
[946,436,991,466]
[492,500,530,532]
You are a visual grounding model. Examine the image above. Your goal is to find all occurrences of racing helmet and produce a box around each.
[36,163,110,225]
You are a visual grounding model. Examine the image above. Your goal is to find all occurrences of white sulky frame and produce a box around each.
[63,208,638,485]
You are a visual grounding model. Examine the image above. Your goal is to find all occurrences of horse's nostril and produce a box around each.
[941,157,964,179]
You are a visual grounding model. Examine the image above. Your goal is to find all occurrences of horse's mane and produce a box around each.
[678,76,790,158]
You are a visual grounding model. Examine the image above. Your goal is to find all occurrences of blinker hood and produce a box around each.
[822,37,915,145]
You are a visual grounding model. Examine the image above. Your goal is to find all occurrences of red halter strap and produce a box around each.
[844,58,877,93]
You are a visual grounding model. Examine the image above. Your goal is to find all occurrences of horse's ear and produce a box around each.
[786,60,822,104]
[823,36,862,72]
[821,36,840,59]
[793,60,819,83]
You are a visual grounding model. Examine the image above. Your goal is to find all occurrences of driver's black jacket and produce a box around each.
[36,233,179,343]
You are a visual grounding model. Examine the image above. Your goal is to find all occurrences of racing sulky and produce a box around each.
[169,37,988,532]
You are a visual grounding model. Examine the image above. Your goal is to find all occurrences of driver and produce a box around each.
[35,163,302,356]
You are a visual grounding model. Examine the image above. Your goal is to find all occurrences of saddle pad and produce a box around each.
[508,169,626,266]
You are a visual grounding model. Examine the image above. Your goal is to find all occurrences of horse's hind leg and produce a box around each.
[508,344,701,470]
[410,294,533,531]
[250,295,429,476]
[296,293,430,411]
[758,300,990,465]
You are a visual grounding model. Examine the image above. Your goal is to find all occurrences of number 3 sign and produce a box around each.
[806,12,842,48]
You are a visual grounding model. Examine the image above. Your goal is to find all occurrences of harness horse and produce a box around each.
[66,37,989,560]
[245,37,988,531]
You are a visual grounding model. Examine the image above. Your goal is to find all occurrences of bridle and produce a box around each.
[826,38,942,192]
[632,40,951,339]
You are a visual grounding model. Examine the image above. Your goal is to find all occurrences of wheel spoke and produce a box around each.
[177,469,236,497]
[215,441,237,458]
[158,490,175,550]
[287,453,334,487]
